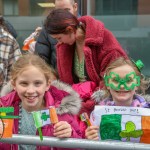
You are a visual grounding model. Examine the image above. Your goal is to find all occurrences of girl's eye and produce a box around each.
[20,82,28,86]
[112,78,118,83]
[127,77,133,83]
[34,82,42,86]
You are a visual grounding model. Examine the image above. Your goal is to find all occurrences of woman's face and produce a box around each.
[12,66,50,112]
[51,32,76,45]
[106,64,138,106]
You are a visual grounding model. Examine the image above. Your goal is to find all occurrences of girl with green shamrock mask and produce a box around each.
[85,57,150,140]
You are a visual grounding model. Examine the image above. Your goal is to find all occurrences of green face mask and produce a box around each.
[104,72,140,90]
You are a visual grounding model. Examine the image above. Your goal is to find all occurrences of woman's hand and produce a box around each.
[53,121,72,138]
[85,126,99,140]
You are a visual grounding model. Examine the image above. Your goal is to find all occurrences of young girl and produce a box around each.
[0,54,82,150]
[85,57,150,140]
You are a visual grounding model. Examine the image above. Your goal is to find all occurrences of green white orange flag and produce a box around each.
[32,107,58,140]
[32,109,50,141]
[32,109,51,128]
[90,106,150,144]
[0,107,19,138]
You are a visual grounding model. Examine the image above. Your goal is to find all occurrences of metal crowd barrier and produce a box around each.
[0,134,150,150]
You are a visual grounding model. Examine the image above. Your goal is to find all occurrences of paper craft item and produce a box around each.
[2,119,14,138]
[32,107,58,140]
[0,107,19,138]
[90,106,150,144]
[80,112,92,126]
[49,106,58,124]
[32,109,50,141]
[32,109,51,128]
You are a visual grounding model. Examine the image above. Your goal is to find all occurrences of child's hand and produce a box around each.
[85,126,99,140]
[53,121,72,138]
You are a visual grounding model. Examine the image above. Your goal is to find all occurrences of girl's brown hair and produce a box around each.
[10,54,54,82]
[103,57,149,98]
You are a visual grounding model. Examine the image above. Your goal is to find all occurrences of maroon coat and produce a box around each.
[56,16,127,115]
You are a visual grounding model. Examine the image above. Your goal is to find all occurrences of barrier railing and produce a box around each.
[0,134,150,150]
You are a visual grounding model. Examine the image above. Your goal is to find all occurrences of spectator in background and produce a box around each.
[0,15,18,39]
[0,16,21,95]
[35,0,79,69]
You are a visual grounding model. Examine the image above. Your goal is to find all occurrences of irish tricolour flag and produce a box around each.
[90,106,150,144]
[32,109,51,128]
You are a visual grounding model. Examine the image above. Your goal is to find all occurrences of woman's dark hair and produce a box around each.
[44,9,79,34]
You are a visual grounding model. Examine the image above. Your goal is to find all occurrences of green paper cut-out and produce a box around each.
[41,112,50,121]
[133,59,144,72]
[119,121,143,141]
[0,107,19,119]
[104,72,140,90]
[0,107,14,113]
[32,111,44,141]
[38,128,43,141]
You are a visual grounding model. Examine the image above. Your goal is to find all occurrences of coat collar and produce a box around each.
[78,16,104,46]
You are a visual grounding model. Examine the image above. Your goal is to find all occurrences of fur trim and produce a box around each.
[91,89,105,103]
[142,94,150,103]
[51,80,82,115]
[1,81,13,97]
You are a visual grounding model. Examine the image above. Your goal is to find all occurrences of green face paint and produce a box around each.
[104,72,140,90]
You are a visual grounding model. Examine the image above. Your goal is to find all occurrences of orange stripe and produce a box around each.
[2,119,14,138]
[140,116,150,143]
[49,107,58,124]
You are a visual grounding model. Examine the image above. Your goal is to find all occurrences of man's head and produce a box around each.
[55,0,78,16]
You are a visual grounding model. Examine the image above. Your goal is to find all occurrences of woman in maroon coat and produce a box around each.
[44,9,128,115]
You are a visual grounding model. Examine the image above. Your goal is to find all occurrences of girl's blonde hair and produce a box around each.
[10,54,54,82]
[102,57,149,98]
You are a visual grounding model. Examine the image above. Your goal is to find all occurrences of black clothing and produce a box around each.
[35,28,57,69]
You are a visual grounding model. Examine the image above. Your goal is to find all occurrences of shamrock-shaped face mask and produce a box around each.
[104,72,140,90]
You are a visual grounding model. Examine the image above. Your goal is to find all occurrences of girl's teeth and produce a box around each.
[27,96,36,100]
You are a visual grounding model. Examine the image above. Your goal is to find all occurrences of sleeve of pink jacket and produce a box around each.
[58,114,82,139]
[72,81,97,116]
